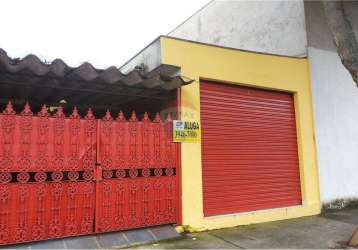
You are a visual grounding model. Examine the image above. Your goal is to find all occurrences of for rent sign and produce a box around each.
[173,120,201,143]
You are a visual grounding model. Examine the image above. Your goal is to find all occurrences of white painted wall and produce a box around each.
[169,0,307,57]
[305,1,358,204]
[309,47,358,202]
[120,39,162,74]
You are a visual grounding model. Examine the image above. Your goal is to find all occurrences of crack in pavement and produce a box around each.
[208,232,246,249]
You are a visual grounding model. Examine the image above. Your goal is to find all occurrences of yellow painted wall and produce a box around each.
[160,37,321,231]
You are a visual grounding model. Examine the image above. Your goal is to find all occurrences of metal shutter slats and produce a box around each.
[200,81,302,217]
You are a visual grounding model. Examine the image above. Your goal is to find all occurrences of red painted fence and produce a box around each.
[0,102,178,245]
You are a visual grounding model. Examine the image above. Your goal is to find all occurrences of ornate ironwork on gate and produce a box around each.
[0,102,178,246]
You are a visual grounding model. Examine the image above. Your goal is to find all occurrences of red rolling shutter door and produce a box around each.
[200,81,302,217]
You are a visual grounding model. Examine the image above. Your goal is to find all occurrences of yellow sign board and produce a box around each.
[173,120,201,143]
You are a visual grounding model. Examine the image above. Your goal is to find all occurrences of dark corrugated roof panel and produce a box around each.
[0,48,192,91]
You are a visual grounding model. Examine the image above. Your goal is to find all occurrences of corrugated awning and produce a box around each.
[0,48,192,113]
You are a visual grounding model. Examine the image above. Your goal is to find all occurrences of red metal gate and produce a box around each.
[0,102,178,246]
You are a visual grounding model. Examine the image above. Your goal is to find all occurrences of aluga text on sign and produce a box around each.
[173,120,201,143]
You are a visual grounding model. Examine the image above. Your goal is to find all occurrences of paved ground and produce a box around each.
[3,209,358,249]
[133,209,358,249]
[1,225,181,249]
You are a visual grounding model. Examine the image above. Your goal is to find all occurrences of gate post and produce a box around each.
[176,87,182,225]
[94,119,102,233]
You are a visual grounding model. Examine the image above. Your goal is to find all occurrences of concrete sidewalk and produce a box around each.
[1,225,181,249]
[133,209,358,249]
[3,209,357,249]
